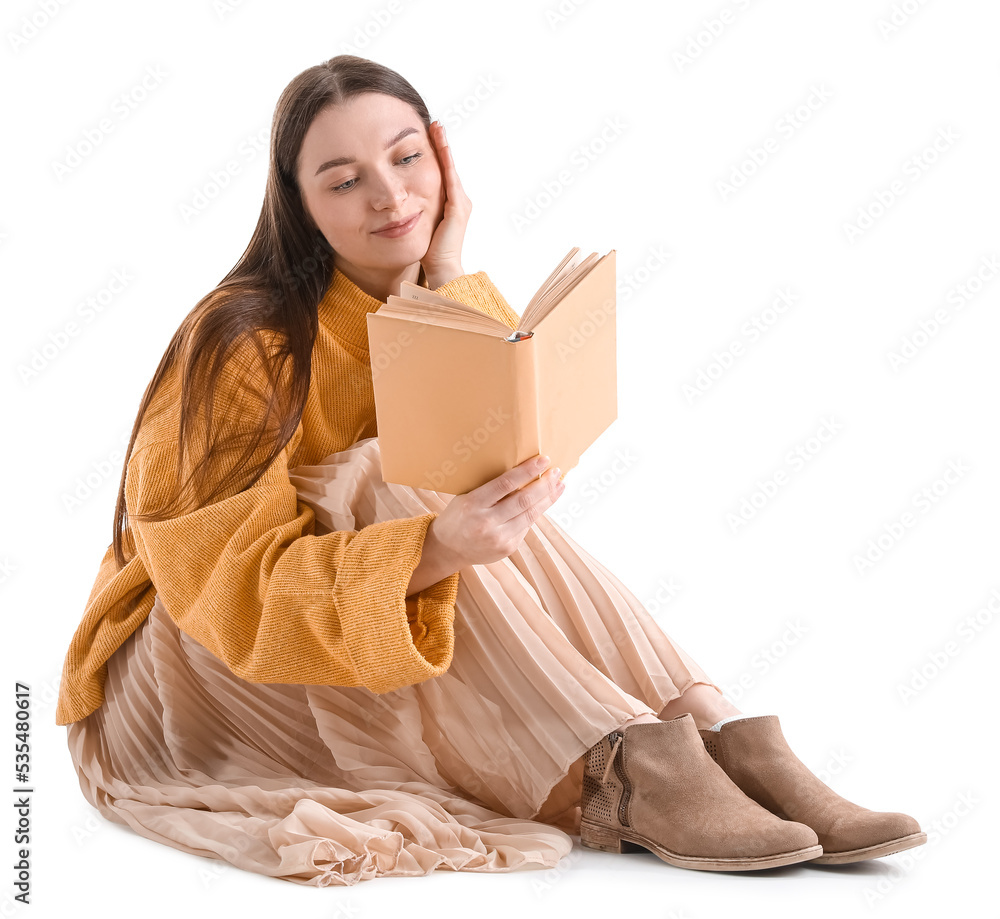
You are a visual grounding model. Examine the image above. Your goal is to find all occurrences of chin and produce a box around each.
[390,232,431,265]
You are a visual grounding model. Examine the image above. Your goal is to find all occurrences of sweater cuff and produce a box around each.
[405,570,461,648]
[337,511,459,692]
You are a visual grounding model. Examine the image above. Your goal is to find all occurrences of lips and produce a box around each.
[372,213,420,236]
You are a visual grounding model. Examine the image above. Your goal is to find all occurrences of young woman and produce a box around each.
[55,54,926,885]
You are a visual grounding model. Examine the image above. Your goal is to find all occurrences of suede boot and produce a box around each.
[580,713,822,870]
[700,715,927,864]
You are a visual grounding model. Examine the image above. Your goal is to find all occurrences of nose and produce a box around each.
[370,167,407,210]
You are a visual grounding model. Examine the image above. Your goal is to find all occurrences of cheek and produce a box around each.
[314,198,355,236]
[304,189,344,235]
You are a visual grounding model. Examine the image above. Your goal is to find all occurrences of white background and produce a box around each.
[1,0,996,915]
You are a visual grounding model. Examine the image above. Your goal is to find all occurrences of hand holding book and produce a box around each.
[405,451,566,594]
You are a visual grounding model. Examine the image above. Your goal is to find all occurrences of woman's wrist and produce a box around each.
[424,262,465,290]
[406,517,462,598]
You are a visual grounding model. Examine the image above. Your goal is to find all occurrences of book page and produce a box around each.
[375,248,613,338]
[520,250,604,330]
[518,247,584,322]
[379,283,515,335]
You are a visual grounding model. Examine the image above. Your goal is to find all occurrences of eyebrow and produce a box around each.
[313,126,420,177]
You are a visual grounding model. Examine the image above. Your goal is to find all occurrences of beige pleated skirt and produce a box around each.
[65,436,720,886]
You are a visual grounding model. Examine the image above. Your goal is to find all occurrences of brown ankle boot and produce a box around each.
[580,713,822,871]
[699,715,927,864]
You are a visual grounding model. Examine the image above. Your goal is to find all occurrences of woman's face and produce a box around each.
[297,92,444,288]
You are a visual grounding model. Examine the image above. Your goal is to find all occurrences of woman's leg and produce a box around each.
[620,683,744,728]
[658,682,742,730]
[620,711,661,726]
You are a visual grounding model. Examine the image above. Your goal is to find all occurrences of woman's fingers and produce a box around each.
[484,467,563,552]
[429,120,456,206]
[434,121,467,205]
[432,455,565,568]
[431,121,453,192]
[422,120,471,273]
[473,454,560,517]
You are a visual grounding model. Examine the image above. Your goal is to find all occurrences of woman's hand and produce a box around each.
[405,454,566,596]
[420,120,472,290]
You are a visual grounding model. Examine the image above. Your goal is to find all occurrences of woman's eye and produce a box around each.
[330,152,423,192]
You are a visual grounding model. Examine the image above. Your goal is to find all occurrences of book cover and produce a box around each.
[367,249,617,494]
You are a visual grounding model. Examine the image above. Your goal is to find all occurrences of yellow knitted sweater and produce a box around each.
[55,268,521,726]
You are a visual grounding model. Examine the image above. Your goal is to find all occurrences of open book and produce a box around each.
[366,248,617,495]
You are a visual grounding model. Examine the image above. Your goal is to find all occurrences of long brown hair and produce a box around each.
[111,54,433,568]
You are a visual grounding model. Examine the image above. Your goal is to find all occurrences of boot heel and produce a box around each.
[580,819,625,853]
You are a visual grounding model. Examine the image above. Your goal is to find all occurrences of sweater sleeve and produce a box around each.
[125,336,459,693]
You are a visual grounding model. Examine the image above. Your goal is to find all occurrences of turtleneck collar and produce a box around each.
[317,266,428,353]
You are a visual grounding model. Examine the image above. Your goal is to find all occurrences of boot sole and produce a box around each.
[580,818,823,871]
[810,831,928,864]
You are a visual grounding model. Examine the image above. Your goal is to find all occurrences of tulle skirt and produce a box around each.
[65,436,720,886]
